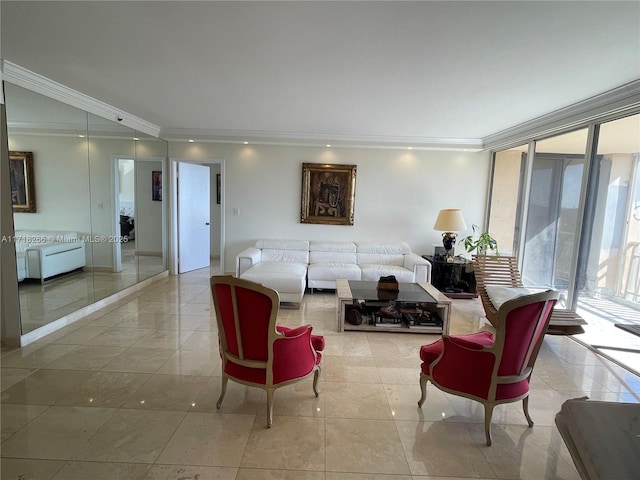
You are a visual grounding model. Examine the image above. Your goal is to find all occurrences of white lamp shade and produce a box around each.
[433,209,467,232]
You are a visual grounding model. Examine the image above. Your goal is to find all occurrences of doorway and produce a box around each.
[169,158,225,275]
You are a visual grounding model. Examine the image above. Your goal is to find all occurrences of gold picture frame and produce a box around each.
[9,151,36,213]
[301,163,356,225]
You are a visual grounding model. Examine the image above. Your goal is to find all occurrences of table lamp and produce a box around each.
[433,209,467,260]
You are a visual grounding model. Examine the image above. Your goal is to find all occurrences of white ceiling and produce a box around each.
[1,1,639,147]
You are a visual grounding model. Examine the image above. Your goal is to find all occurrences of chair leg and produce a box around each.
[216,375,228,409]
[266,388,275,428]
[418,374,428,407]
[523,396,534,427]
[313,367,321,397]
[484,403,495,446]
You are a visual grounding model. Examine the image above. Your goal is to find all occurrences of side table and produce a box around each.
[423,255,477,299]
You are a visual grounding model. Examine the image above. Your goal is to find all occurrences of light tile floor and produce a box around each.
[2,264,640,479]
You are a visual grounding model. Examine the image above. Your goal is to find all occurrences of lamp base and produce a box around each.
[442,232,458,258]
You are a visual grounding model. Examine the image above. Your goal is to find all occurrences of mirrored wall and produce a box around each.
[5,83,168,334]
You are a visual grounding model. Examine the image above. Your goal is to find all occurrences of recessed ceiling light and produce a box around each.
[407,147,413,150]
[243,141,249,145]
[188,139,194,143]
[133,137,139,141]
[326,144,332,148]
[78,134,85,138]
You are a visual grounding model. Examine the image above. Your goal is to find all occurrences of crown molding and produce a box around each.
[483,79,640,151]
[161,128,484,151]
[1,60,161,137]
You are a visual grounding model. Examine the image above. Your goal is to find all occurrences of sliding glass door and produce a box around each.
[521,129,589,308]
[577,114,640,307]
[573,115,640,370]
[488,113,640,373]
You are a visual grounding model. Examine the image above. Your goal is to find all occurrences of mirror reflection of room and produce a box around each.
[4,83,167,335]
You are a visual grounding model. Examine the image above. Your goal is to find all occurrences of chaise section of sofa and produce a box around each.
[236,239,310,303]
[15,230,86,283]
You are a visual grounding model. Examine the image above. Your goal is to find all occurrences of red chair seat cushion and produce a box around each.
[420,331,494,375]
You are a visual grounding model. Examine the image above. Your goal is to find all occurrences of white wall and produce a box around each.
[169,142,491,272]
[135,159,164,254]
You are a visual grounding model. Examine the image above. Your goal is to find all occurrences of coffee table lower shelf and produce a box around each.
[343,322,444,334]
[336,279,451,335]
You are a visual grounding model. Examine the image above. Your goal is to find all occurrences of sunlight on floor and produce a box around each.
[575,297,640,375]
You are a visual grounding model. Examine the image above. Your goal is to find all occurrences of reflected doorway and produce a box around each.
[114,157,136,276]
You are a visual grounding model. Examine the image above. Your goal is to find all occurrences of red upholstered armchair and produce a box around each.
[210,275,324,427]
[418,290,559,446]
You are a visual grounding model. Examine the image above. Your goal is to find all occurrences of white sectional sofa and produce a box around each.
[15,230,87,283]
[236,239,431,303]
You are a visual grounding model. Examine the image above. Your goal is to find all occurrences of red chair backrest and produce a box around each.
[493,291,558,378]
[212,276,279,363]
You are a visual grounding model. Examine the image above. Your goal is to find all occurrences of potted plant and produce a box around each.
[462,225,498,255]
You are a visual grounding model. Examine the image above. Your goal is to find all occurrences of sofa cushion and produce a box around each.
[260,249,309,264]
[356,242,411,255]
[310,240,356,253]
[356,242,410,267]
[308,263,361,282]
[309,241,357,264]
[357,253,405,266]
[256,239,309,250]
[253,239,310,264]
[360,264,415,282]
[241,262,307,294]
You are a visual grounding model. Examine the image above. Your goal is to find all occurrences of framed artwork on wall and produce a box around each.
[301,163,356,225]
[152,171,162,201]
[217,173,221,204]
[9,151,36,213]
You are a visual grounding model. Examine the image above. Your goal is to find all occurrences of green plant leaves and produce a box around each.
[462,225,498,254]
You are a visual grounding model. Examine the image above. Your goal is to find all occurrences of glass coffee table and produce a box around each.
[336,279,451,334]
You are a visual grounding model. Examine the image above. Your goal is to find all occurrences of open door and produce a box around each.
[178,162,210,273]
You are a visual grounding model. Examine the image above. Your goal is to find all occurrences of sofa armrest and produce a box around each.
[403,253,432,283]
[236,247,262,276]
